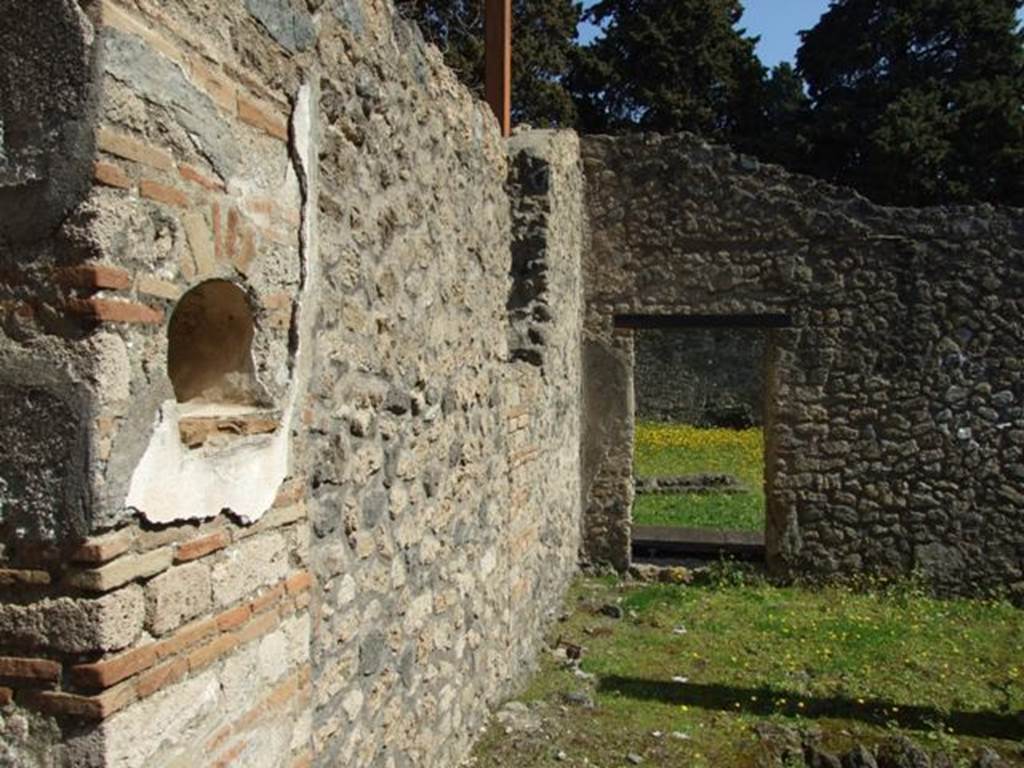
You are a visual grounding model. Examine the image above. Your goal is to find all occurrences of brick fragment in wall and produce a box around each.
[188,60,237,114]
[183,211,217,275]
[236,608,280,647]
[238,93,289,141]
[94,161,133,189]
[233,501,306,541]
[72,643,159,690]
[0,656,62,683]
[72,529,134,564]
[175,531,230,563]
[0,569,51,586]
[96,127,174,171]
[65,547,174,592]
[178,162,227,192]
[140,179,190,208]
[213,201,225,262]
[136,274,182,300]
[55,263,132,291]
[65,298,165,325]
[102,29,241,178]
[24,681,137,719]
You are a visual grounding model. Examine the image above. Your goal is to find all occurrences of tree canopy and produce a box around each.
[398,0,582,127]
[796,0,1024,206]
[403,0,1024,206]
[568,0,768,144]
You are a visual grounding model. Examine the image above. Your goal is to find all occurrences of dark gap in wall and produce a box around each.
[506,148,553,367]
[167,279,260,406]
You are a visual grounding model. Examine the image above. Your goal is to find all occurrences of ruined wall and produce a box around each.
[634,327,765,426]
[504,130,585,669]
[0,1,584,765]
[582,133,1024,601]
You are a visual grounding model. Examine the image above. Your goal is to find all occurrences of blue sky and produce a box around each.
[578,1,834,68]
[579,2,1024,68]
[739,0,834,67]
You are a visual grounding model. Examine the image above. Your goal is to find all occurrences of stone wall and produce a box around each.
[0,1,585,765]
[503,129,585,681]
[581,133,1024,601]
[5,2,1023,763]
[634,327,765,426]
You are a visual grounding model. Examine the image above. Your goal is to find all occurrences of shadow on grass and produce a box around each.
[598,676,1024,741]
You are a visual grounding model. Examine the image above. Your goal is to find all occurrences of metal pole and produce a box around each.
[485,0,511,137]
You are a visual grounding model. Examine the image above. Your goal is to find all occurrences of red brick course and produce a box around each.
[71,529,133,564]
[238,94,289,141]
[175,531,230,563]
[24,682,136,719]
[94,161,133,189]
[134,657,188,699]
[97,127,174,171]
[179,163,226,193]
[65,298,165,325]
[71,644,159,689]
[55,264,133,292]
[0,657,62,684]
[140,179,190,208]
[45,572,314,721]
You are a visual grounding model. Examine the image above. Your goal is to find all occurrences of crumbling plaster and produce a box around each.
[2,1,1024,767]
[125,80,320,526]
[0,2,586,766]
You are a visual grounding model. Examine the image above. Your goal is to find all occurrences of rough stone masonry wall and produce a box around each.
[634,327,766,426]
[0,1,584,765]
[582,133,1024,601]
[504,130,585,675]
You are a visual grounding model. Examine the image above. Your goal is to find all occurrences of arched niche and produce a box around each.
[167,280,260,405]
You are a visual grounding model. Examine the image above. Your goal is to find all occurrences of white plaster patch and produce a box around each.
[126,82,321,525]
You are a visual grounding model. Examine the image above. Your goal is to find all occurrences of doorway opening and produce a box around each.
[617,314,787,562]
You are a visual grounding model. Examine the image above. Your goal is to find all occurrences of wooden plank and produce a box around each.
[485,0,511,137]
[615,313,792,330]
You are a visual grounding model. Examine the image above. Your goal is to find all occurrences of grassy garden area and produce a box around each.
[468,575,1024,768]
[632,422,765,532]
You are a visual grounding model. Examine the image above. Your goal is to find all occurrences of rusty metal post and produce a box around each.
[485,0,511,137]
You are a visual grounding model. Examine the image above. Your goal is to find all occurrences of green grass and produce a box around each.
[633,423,764,532]
[633,492,764,531]
[469,576,1024,768]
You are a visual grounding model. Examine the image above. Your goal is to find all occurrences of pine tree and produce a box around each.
[796,0,1024,206]
[399,0,582,127]
[756,64,813,167]
[569,0,768,144]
